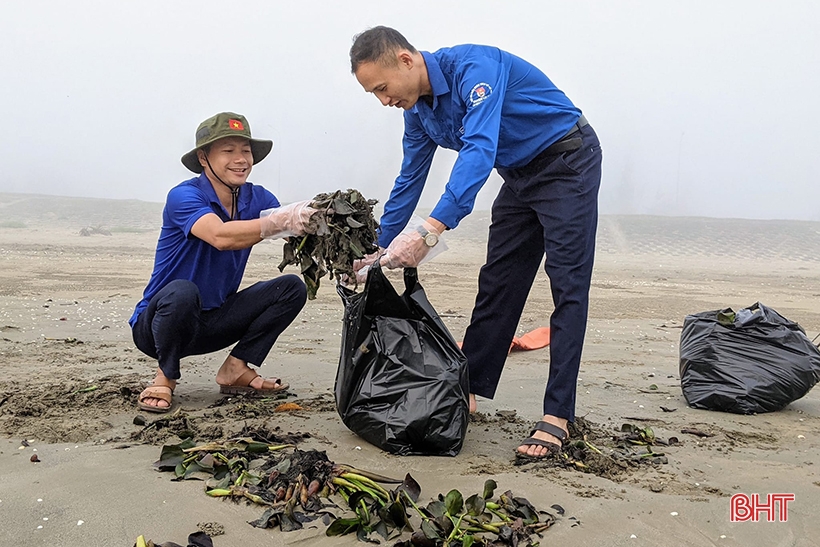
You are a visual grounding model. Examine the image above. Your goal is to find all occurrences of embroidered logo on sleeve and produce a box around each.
[468,83,493,107]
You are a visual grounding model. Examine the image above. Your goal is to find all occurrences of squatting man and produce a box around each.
[131,112,325,413]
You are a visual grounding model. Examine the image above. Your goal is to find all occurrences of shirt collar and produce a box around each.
[196,171,251,219]
[420,51,449,110]
[196,171,220,205]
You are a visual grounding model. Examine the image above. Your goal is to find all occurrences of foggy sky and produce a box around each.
[2,1,818,221]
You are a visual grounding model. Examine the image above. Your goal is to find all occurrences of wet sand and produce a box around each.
[1,193,819,546]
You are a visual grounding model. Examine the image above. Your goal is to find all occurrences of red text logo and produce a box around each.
[730,493,794,522]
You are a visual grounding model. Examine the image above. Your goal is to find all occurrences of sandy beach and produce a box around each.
[1,192,819,546]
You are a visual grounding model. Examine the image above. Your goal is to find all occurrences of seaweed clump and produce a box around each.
[278,189,379,299]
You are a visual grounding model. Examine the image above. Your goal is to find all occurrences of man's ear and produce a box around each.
[397,50,414,69]
[197,148,208,168]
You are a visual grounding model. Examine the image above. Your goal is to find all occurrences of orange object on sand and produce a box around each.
[274,402,304,412]
[509,327,551,352]
[457,327,550,354]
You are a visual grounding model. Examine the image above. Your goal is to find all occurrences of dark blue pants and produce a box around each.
[461,124,602,421]
[132,275,307,380]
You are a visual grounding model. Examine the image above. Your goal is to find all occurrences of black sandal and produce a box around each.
[517,421,569,457]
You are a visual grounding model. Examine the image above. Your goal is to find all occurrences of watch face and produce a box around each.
[424,232,439,247]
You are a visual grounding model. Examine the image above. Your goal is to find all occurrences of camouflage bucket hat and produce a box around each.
[181,112,273,173]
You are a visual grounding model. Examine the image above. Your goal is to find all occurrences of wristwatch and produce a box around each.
[416,225,440,247]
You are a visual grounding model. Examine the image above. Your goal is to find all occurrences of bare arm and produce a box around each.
[190,213,264,251]
[425,217,447,234]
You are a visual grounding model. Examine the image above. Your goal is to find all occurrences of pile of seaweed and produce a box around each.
[154,436,563,546]
[278,189,379,299]
[516,420,677,482]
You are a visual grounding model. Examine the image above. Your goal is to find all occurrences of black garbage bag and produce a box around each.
[335,262,469,456]
[679,302,820,414]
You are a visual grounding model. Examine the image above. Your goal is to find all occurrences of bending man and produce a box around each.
[350,27,602,458]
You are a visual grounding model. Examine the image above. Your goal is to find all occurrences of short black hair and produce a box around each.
[350,26,417,74]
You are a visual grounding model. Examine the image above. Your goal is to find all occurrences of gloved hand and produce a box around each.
[381,221,441,269]
[351,248,386,284]
[353,249,384,273]
[260,201,326,239]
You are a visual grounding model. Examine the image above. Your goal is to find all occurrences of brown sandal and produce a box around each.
[138,385,174,414]
[218,368,289,396]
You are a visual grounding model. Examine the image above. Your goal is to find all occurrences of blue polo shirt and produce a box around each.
[129,172,279,326]
[378,44,582,247]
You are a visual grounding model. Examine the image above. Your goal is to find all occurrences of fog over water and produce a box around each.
[1,1,817,221]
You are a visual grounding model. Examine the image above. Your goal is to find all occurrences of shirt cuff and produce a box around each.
[430,199,464,232]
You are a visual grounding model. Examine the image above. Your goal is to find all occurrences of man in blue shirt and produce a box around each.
[350,27,602,458]
[131,112,321,413]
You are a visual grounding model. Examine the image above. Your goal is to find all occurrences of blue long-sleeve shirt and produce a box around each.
[378,44,581,247]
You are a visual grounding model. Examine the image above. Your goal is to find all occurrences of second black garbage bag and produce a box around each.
[680,301,820,414]
[335,262,469,456]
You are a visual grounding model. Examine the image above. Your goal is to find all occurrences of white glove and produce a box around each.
[260,201,325,239]
[351,248,386,284]
[381,220,441,269]
[348,217,447,285]
[353,249,384,274]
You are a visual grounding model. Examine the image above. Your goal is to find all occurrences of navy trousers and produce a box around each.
[461,124,602,421]
[132,275,307,380]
